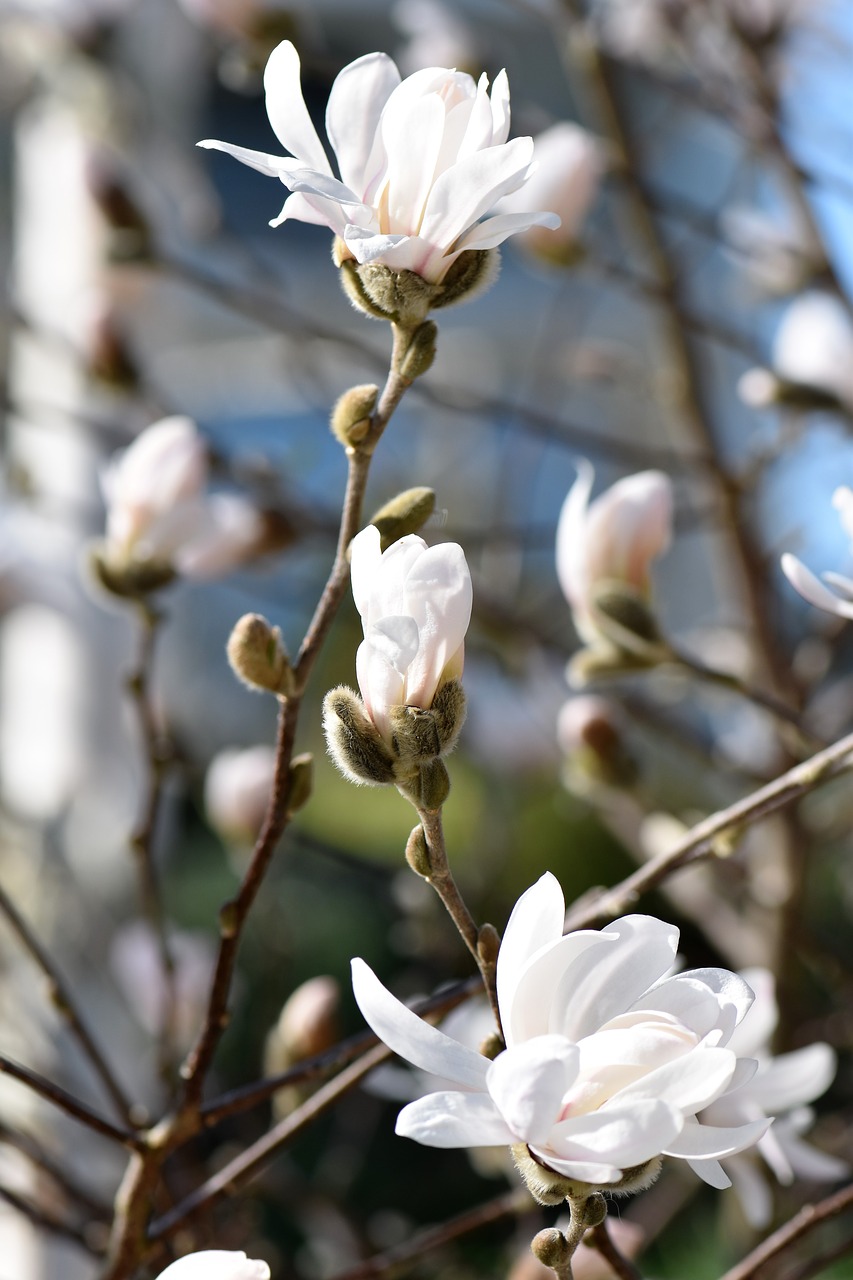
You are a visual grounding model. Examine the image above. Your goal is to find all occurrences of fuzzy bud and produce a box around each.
[285,753,313,815]
[369,487,436,550]
[227,613,294,695]
[430,249,498,309]
[477,923,500,969]
[335,248,497,326]
[396,321,438,382]
[531,1229,572,1270]
[89,543,176,600]
[405,824,432,878]
[413,758,451,810]
[331,384,379,448]
[323,687,397,786]
[591,583,665,657]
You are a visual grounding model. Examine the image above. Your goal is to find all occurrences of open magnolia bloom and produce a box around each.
[198,40,559,284]
[156,1251,271,1279]
[693,968,846,1227]
[781,487,853,620]
[352,873,769,1200]
[556,462,673,653]
[98,416,267,590]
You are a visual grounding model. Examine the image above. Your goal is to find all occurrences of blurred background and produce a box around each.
[1,0,853,1276]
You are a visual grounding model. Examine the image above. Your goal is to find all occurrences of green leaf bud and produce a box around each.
[404,824,432,878]
[369,487,436,550]
[331,384,379,448]
[227,613,295,695]
[530,1228,571,1270]
[396,321,438,382]
[323,686,397,786]
[285,753,313,815]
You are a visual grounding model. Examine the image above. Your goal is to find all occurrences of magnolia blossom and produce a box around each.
[556,462,673,645]
[204,744,277,845]
[350,524,472,744]
[101,416,265,580]
[498,123,603,259]
[155,1251,270,1280]
[781,487,853,619]
[352,873,769,1191]
[772,292,853,410]
[199,40,560,283]
[694,968,845,1225]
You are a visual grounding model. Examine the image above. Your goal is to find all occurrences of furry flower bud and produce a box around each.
[369,487,436,550]
[227,613,294,695]
[331,384,378,448]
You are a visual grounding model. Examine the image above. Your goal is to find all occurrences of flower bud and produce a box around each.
[405,824,432,877]
[369,487,436,550]
[271,975,341,1064]
[331,384,379,448]
[89,543,176,600]
[477,922,500,969]
[589,583,666,657]
[323,687,397,786]
[531,1228,572,1269]
[558,695,637,790]
[204,744,275,845]
[227,613,294,695]
[285,752,313,815]
[431,249,498,309]
[411,758,451,810]
[396,321,438,382]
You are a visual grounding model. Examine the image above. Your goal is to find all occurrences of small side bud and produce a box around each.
[88,544,176,599]
[397,321,438,382]
[227,613,294,695]
[389,704,442,767]
[432,249,499,309]
[577,1193,607,1228]
[477,923,501,969]
[405,824,432,878]
[415,758,451,810]
[323,687,397,785]
[285,753,313,815]
[531,1229,571,1271]
[369,487,436,550]
[478,1031,504,1060]
[512,1144,595,1205]
[219,900,239,938]
[430,679,467,754]
[272,975,341,1064]
[336,254,396,321]
[331,384,379,448]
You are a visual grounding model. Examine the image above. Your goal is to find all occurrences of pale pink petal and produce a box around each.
[396,1091,515,1147]
[381,93,447,235]
[486,1038,579,1145]
[269,189,336,229]
[820,571,853,600]
[456,74,496,160]
[664,1117,770,1160]
[342,226,416,267]
[781,553,853,618]
[263,40,331,174]
[351,959,489,1090]
[326,52,399,196]
[496,873,566,1043]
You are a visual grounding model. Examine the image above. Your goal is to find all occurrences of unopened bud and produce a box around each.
[512,1145,594,1205]
[415,757,451,810]
[478,1031,504,1060]
[88,543,176,600]
[558,696,637,790]
[592,584,664,656]
[323,686,397,785]
[285,753,313,815]
[432,249,499,309]
[369,487,436,549]
[531,1229,571,1270]
[577,1193,607,1228]
[477,923,500,969]
[397,321,438,382]
[568,645,651,688]
[274,975,340,1063]
[227,613,294,695]
[405,824,432,878]
[331,384,379,448]
[429,679,467,754]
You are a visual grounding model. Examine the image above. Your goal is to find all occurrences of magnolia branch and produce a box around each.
[719,1180,853,1280]
[0,1053,140,1149]
[566,727,853,928]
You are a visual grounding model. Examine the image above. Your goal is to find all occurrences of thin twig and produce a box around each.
[719,1181,853,1280]
[589,1221,644,1280]
[0,883,133,1125]
[0,1121,111,1219]
[565,727,853,928]
[0,1182,102,1255]
[0,1053,141,1149]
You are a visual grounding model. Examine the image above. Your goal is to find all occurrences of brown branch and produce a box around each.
[0,882,133,1124]
[719,1181,853,1280]
[329,1189,531,1280]
[0,1053,141,1149]
[565,727,853,928]
[589,1221,645,1280]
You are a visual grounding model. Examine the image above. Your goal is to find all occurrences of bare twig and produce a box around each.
[0,1182,103,1255]
[719,1181,853,1280]
[589,1221,645,1280]
[0,1053,141,1149]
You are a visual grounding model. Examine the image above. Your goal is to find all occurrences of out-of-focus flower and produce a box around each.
[110,922,216,1052]
[95,416,267,594]
[782,487,853,620]
[324,525,471,792]
[497,123,603,262]
[556,463,673,659]
[721,204,820,297]
[156,1252,271,1280]
[393,0,479,75]
[205,744,276,845]
[694,968,846,1226]
[177,0,264,37]
[558,695,636,791]
[352,873,768,1201]
[772,292,853,411]
[2,0,135,37]
[199,40,559,284]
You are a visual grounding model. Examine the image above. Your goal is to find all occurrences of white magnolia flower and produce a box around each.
[101,416,265,580]
[694,968,846,1226]
[155,1250,270,1279]
[352,873,769,1192]
[199,40,560,283]
[781,486,853,620]
[497,123,603,259]
[350,524,472,744]
[556,463,673,645]
[772,292,853,410]
[205,744,277,845]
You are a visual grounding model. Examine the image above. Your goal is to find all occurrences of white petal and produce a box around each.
[756,1043,837,1112]
[156,1252,270,1280]
[820,571,853,601]
[486,1038,579,1145]
[351,959,489,1090]
[674,968,756,1044]
[781,553,853,618]
[263,40,331,174]
[381,92,447,236]
[355,640,406,744]
[326,51,399,196]
[496,874,565,1044]
[197,139,285,178]
[726,968,777,1056]
[342,225,415,267]
[664,1117,770,1160]
[455,210,562,253]
[366,616,421,676]
[611,1045,737,1114]
[401,542,473,709]
[556,460,595,611]
[546,1098,682,1166]
[489,68,511,145]
[350,526,384,619]
[633,975,734,1041]
[269,190,336,228]
[688,1158,733,1191]
[419,135,536,253]
[725,1155,771,1225]
[396,1091,514,1147]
